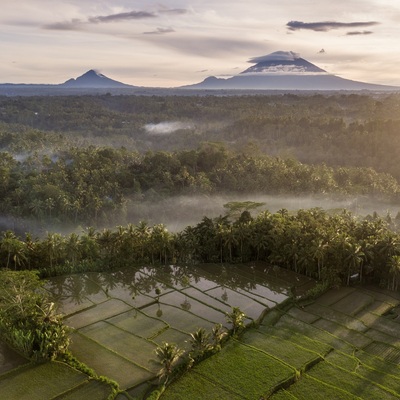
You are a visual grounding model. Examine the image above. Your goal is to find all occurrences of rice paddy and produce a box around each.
[4,262,400,399]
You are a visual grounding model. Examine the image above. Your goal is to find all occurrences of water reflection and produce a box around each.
[46,262,314,318]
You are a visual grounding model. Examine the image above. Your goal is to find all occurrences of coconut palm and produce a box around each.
[225,306,246,335]
[212,323,228,349]
[155,342,184,384]
[189,328,212,359]
[388,255,400,291]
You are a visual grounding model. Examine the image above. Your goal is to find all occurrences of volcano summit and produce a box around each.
[185,51,398,91]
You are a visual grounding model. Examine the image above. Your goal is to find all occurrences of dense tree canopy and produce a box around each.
[0,209,400,292]
[0,145,398,229]
[1,93,400,178]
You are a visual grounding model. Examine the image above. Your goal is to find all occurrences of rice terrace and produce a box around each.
[2,258,400,399]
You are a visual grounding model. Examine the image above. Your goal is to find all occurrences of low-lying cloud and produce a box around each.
[287,20,379,32]
[248,51,300,63]
[144,121,193,135]
[143,27,175,35]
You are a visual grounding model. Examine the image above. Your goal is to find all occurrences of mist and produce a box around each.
[144,121,193,135]
[2,193,399,238]
[124,193,400,232]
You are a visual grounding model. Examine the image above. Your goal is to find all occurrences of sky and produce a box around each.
[2,0,400,87]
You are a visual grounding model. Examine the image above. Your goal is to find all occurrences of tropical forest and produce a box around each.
[2,93,400,399]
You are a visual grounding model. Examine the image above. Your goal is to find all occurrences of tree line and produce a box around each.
[0,145,398,228]
[1,208,400,291]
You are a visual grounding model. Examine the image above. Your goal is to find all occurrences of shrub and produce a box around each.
[0,270,69,360]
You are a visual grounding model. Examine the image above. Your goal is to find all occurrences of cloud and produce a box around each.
[159,8,188,15]
[42,19,83,31]
[88,11,156,23]
[287,20,379,32]
[43,8,188,32]
[248,51,300,63]
[346,30,374,35]
[140,35,266,58]
[143,27,175,35]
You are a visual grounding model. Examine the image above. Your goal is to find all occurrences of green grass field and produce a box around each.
[162,284,400,400]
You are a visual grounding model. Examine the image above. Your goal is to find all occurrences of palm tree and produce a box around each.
[96,228,115,257]
[155,342,184,384]
[234,221,251,262]
[344,241,365,286]
[180,226,198,262]
[11,240,27,271]
[1,230,17,268]
[189,328,212,359]
[80,227,99,262]
[1,232,28,270]
[44,197,55,218]
[212,323,228,349]
[222,226,238,262]
[311,238,328,280]
[225,306,246,335]
[135,221,151,261]
[42,233,64,270]
[29,199,44,219]
[388,255,400,291]
[65,233,81,267]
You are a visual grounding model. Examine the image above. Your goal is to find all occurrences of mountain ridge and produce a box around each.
[0,53,398,94]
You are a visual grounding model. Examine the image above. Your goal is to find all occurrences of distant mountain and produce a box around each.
[184,51,399,91]
[60,70,134,88]
[0,69,138,95]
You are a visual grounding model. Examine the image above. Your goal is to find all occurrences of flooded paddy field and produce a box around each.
[44,263,312,391]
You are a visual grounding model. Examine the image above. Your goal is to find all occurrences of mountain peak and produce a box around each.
[184,50,398,91]
[61,69,133,88]
[241,51,326,75]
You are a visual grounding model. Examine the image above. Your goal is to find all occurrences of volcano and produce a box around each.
[61,69,134,88]
[184,51,398,91]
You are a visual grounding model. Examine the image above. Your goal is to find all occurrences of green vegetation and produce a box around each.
[0,144,398,229]
[3,93,400,399]
[192,340,295,399]
[162,285,400,400]
[2,93,400,183]
[0,270,69,360]
[225,306,246,335]
[2,94,400,231]
[155,342,185,384]
[0,361,88,400]
[1,207,400,295]
[160,371,244,400]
